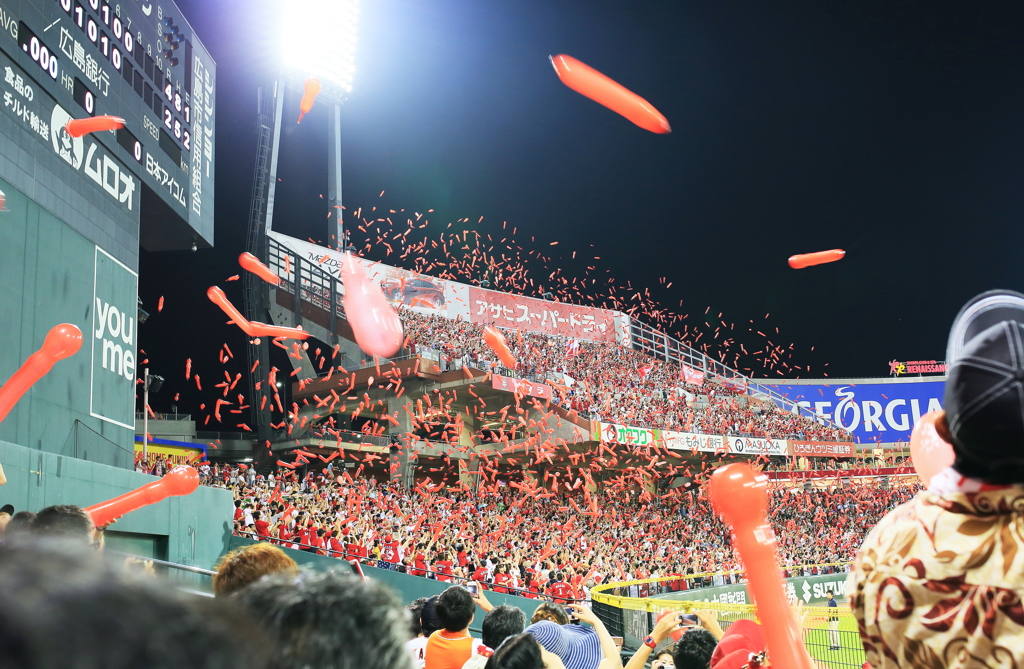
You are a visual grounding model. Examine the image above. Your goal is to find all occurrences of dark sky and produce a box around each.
[138,0,1024,416]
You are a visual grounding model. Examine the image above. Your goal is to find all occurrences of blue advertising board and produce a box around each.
[762,380,945,444]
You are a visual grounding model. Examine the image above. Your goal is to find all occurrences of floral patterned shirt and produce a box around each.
[850,475,1024,669]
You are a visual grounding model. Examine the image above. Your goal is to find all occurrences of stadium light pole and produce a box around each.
[281,0,360,250]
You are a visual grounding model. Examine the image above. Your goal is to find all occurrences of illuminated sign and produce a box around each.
[889,359,947,375]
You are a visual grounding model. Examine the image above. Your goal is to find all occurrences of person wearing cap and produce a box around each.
[525,603,623,669]
[850,290,1024,669]
[706,619,767,669]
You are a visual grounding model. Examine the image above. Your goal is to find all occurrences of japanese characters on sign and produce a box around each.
[469,287,618,344]
[491,374,552,400]
[789,441,855,458]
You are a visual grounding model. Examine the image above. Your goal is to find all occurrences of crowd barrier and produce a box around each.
[591,568,865,669]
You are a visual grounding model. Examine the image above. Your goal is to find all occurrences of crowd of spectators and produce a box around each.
[400,312,848,442]
[208,464,921,599]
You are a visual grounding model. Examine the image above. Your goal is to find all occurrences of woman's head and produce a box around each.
[484,634,544,669]
[652,649,675,669]
[531,602,569,626]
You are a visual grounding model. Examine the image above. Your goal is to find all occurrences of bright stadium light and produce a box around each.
[282,0,360,96]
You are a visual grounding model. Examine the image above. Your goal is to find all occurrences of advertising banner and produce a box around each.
[790,441,856,458]
[763,380,945,443]
[660,572,850,606]
[468,287,618,343]
[269,232,624,343]
[594,422,658,447]
[90,246,139,429]
[726,436,788,456]
[662,431,726,454]
[492,375,552,400]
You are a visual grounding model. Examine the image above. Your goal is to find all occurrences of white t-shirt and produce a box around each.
[406,636,429,669]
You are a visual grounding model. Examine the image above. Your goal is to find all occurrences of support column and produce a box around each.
[327,102,344,249]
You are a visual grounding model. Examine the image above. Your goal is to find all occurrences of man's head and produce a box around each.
[826,590,834,598]
[0,540,270,669]
[942,290,1024,483]
[32,505,94,543]
[0,504,12,535]
[482,604,526,650]
[213,542,299,597]
[419,595,443,636]
[235,569,412,669]
[436,585,475,632]
[673,628,718,669]
[407,597,428,638]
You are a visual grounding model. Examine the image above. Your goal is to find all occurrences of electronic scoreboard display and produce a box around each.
[0,0,215,250]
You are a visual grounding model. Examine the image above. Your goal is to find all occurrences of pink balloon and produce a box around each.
[710,464,813,669]
[85,465,200,528]
[910,411,954,486]
[0,324,83,424]
[341,254,404,358]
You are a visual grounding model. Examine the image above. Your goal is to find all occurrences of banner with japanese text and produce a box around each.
[469,287,619,343]
[492,374,552,400]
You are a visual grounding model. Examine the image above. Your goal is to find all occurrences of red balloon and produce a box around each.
[86,465,200,528]
[788,249,845,269]
[341,254,404,358]
[238,252,280,286]
[710,464,813,669]
[64,115,125,138]
[0,324,82,424]
[550,54,670,134]
[483,326,518,370]
[297,77,321,124]
[207,286,311,340]
[910,410,954,486]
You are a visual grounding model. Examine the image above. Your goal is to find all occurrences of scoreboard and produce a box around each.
[0,0,215,251]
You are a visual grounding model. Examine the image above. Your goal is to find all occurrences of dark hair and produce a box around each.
[652,649,675,665]
[826,590,834,596]
[437,585,475,632]
[32,505,93,542]
[530,601,569,626]
[673,628,718,669]
[5,511,36,543]
[482,604,526,650]
[484,633,544,669]
[408,597,428,638]
[213,543,299,597]
[0,540,270,669]
[236,569,411,669]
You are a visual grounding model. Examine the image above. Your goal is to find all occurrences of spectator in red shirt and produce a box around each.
[546,572,574,604]
[253,512,270,540]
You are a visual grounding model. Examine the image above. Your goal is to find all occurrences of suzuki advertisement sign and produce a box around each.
[763,380,945,443]
[90,246,139,430]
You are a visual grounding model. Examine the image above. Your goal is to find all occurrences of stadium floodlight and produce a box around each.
[282,0,360,98]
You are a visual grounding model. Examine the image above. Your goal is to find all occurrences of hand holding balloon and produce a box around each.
[483,326,518,369]
[0,324,82,424]
[86,465,200,528]
[710,464,813,669]
[340,254,404,358]
[65,115,125,138]
[910,410,954,485]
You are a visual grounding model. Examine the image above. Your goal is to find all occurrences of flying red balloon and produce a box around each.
[207,286,310,340]
[85,465,200,528]
[0,324,82,424]
[297,77,322,124]
[788,249,845,269]
[483,326,518,370]
[549,54,670,134]
[909,410,954,486]
[341,254,404,358]
[710,464,813,669]
[238,252,281,286]
[64,115,125,138]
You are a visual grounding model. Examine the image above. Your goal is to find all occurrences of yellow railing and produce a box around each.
[591,563,856,621]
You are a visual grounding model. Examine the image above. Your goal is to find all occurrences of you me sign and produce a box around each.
[90,246,138,429]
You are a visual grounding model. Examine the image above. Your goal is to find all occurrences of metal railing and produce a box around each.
[135,412,192,421]
[60,420,135,469]
[106,550,216,597]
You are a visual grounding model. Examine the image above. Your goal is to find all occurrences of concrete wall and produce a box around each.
[0,439,233,570]
[0,177,136,455]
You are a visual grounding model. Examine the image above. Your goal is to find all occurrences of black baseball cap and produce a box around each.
[0,504,13,515]
[944,290,1024,483]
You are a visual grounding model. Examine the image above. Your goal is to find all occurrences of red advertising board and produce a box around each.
[469,287,618,343]
[492,375,552,400]
[789,441,856,458]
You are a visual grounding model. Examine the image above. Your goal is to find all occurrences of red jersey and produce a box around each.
[346,542,367,560]
[471,566,488,583]
[493,572,511,594]
[411,552,428,577]
[547,581,574,604]
[457,550,468,567]
[329,538,345,558]
[254,520,270,539]
[435,560,454,582]
[381,540,401,563]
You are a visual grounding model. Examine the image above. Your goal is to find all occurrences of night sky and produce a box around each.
[138,0,1024,417]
